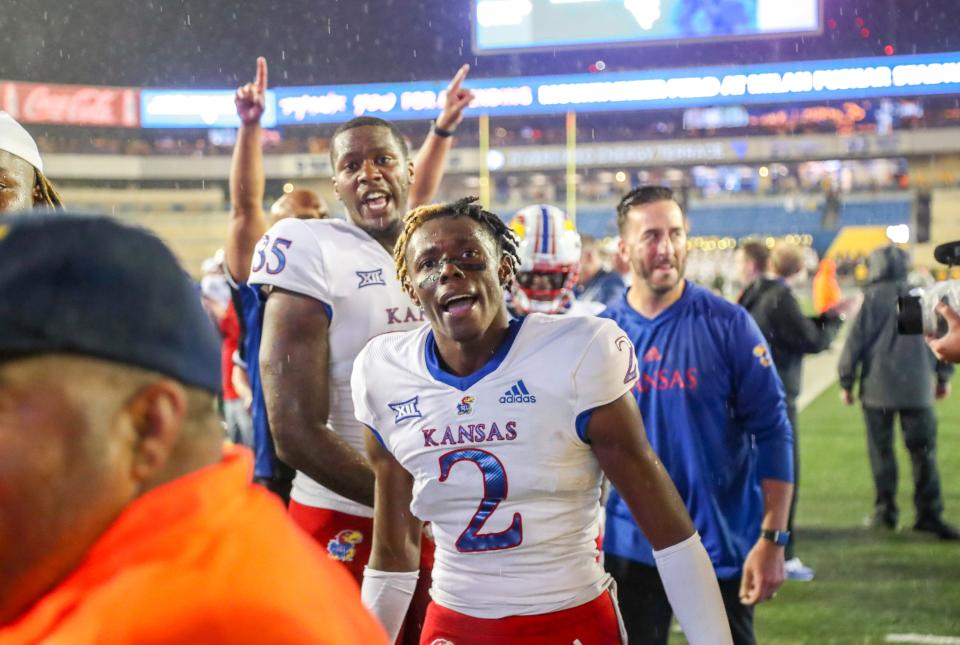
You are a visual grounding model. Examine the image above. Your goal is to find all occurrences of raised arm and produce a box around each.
[407,64,474,208]
[589,394,693,546]
[226,56,269,284]
[259,288,374,506]
[360,430,423,643]
[590,393,732,645]
[772,288,841,355]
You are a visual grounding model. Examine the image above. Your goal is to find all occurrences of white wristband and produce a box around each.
[361,567,419,643]
[653,532,733,645]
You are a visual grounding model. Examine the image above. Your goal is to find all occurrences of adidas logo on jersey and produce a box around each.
[499,379,536,404]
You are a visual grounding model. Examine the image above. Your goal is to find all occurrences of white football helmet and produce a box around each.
[509,204,582,315]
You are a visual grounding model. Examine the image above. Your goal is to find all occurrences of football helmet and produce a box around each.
[509,204,582,315]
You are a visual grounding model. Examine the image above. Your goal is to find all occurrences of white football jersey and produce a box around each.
[352,314,639,618]
[249,218,426,516]
[568,299,605,317]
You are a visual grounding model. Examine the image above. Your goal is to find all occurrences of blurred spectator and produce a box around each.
[738,241,847,579]
[838,245,958,540]
[821,184,841,229]
[575,234,627,306]
[812,258,842,313]
[607,236,634,287]
[199,253,253,448]
[219,302,252,448]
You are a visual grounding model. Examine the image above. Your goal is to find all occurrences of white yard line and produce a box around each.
[885,634,960,644]
[796,343,842,412]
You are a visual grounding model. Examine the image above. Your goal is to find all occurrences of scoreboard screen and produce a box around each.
[472,0,822,53]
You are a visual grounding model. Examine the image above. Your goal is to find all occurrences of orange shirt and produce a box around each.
[812,259,842,314]
[0,448,387,645]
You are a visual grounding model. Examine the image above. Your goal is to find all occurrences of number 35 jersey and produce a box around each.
[248,218,426,517]
[351,314,639,618]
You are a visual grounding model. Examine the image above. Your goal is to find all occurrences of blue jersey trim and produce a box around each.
[425,317,525,391]
[320,300,333,323]
[367,426,386,450]
[235,284,276,479]
[539,205,550,253]
[575,409,593,444]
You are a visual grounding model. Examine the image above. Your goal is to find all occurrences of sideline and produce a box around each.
[885,635,960,644]
[796,343,842,412]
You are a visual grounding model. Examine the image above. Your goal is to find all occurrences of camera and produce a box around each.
[897,241,960,335]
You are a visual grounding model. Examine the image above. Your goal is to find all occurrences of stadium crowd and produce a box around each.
[2,50,960,645]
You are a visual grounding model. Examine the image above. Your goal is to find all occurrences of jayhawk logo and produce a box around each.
[753,344,772,368]
[327,529,364,562]
[457,395,476,416]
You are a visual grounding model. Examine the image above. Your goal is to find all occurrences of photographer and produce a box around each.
[923,240,960,363]
[838,244,958,540]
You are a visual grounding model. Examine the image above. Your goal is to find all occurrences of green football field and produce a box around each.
[740,382,960,644]
[669,379,960,643]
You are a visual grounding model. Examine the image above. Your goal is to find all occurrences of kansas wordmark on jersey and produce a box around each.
[352,314,638,618]
[249,217,426,517]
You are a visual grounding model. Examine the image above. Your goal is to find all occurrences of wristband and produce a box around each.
[760,528,791,546]
[432,121,454,138]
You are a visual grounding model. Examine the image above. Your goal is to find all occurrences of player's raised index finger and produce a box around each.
[256,56,268,93]
[448,64,470,91]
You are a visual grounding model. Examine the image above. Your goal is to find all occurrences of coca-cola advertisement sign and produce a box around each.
[0,81,139,128]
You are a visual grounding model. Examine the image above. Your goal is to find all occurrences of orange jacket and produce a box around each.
[812,258,842,314]
[0,448,387,645]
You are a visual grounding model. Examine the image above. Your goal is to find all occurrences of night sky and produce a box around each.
[0,0,957,88]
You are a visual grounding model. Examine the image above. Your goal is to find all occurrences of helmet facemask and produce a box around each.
[509,205,582,315]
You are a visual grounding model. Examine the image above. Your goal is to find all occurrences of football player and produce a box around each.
[508,204,602,317]
[225,57,471,506]
[353,197,731,645]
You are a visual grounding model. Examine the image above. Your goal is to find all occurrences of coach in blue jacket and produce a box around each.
[601,186,794,645]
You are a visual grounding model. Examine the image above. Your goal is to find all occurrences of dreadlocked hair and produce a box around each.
[34,171,63,209]
[394,196,521,290]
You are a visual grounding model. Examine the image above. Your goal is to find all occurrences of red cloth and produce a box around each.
[288,501,375,581]
[420,591,622,645]
[288,502,435,645]
[0,448,387,645]
[218,302,240,400]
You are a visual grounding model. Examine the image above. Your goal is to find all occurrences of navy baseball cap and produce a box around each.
[0,212,222,392]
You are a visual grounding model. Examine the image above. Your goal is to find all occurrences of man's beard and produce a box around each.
[635,256,685,295]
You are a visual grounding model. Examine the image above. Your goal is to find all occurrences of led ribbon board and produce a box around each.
[140,89,278,128]
[272,51,960,124]
[136,51,960,127]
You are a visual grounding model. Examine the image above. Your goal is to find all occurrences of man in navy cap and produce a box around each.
[0,213,386,643]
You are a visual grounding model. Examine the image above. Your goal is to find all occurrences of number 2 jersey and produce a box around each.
[351,314,639,618]
[248,217,426,517]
